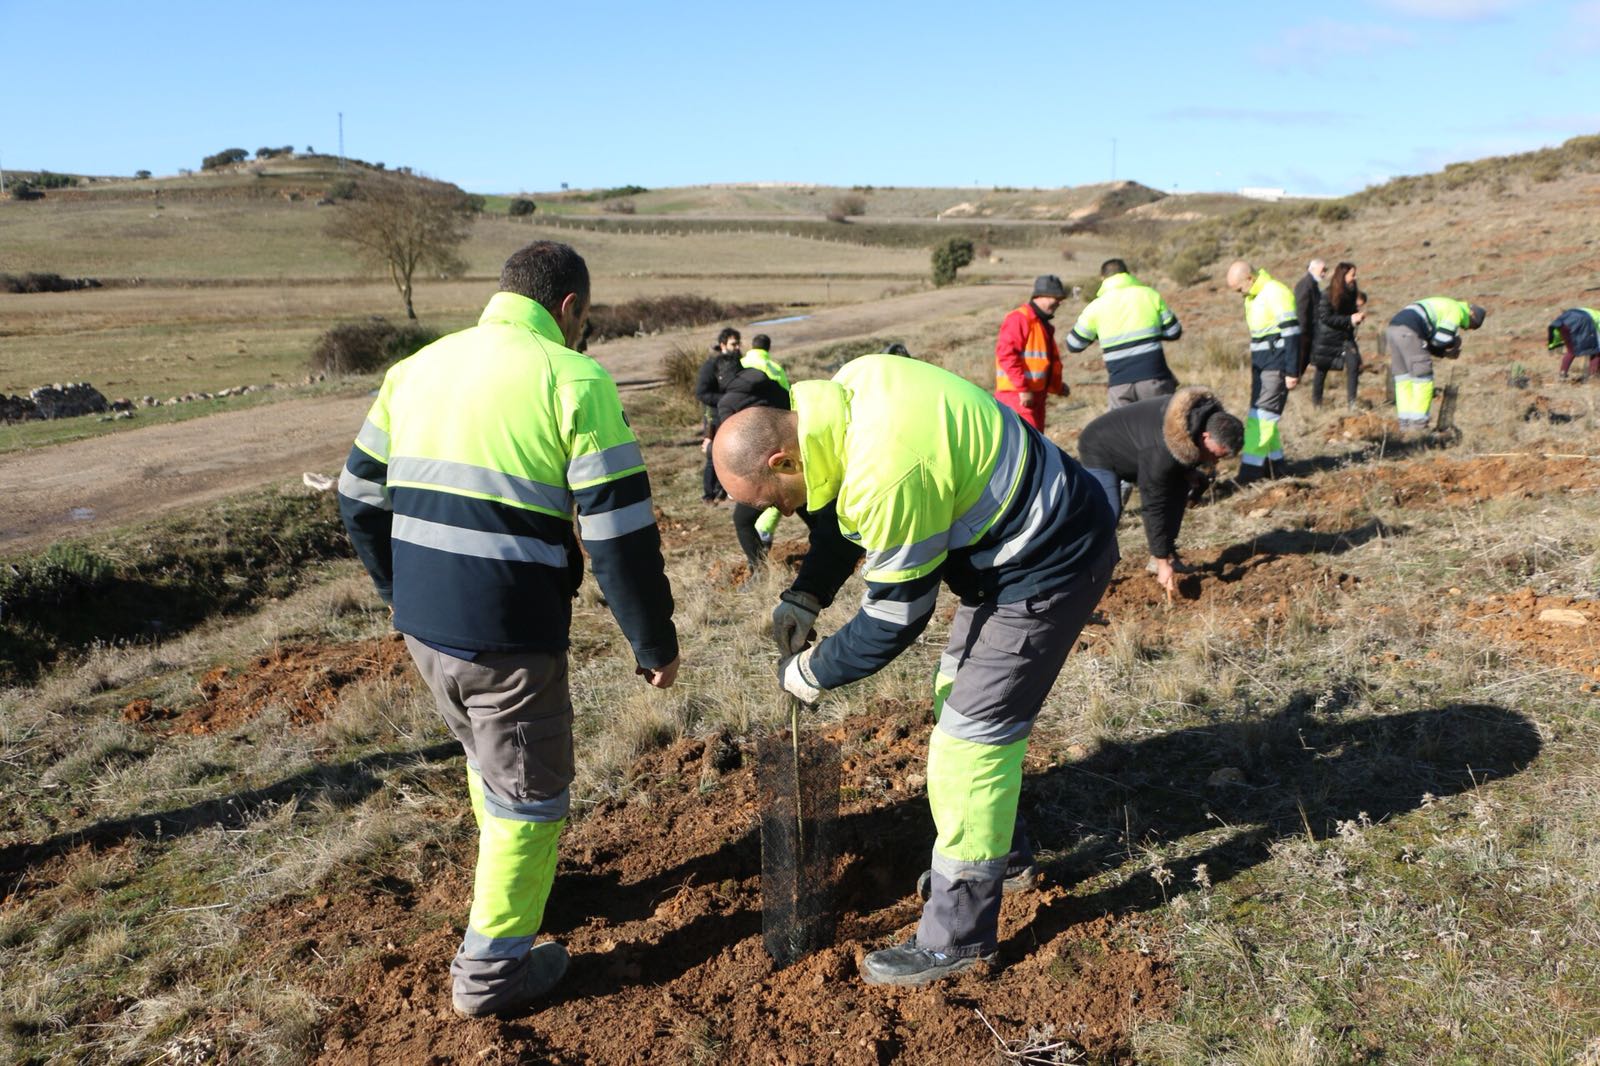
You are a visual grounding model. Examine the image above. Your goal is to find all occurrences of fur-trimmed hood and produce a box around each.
[1163,385,1220,466]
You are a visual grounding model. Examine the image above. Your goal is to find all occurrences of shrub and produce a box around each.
[1167,249,1209,287]
[931,237,975,287]
[607,199,637,215]
[34,171,77,189]
[1316,200,1353,223]
[327,178,358,201]
[828,194,867,220]
[308,319,441,375]
[585,295,776,344]
[9,181,42,201]
[134,169,151,180]
[509,197,537,217]
[201,148,249,170]
[464,193,487,214]
[661,343,703,395]
[0,273,100,294]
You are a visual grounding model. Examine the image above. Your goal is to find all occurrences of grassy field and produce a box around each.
[2,148,1599,1063]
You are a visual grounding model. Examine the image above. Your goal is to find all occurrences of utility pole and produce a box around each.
[338,112,345,169]
[1111,138,1117,182]
[0,151,6,196]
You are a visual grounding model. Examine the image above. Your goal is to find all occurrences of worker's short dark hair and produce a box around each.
[1205,411,1244,456]
[751,333,771,350]
[884,342,911,357]
[500,241,590,314]
[717,327,742,346]
[1100,258,1128,277]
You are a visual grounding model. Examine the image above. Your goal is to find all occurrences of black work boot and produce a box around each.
[860,940,995,987]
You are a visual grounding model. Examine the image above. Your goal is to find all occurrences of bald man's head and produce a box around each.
[1225,260,1255,294]
[711,406,809,514]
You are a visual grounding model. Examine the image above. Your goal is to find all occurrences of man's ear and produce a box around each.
[769,450,801,475]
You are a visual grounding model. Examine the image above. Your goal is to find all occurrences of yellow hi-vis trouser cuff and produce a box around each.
[1243,410,1283,462]
[926,728,1028,863]
[464,766,564,947]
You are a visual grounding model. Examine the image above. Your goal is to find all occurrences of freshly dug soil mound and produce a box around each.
[254,711,1178,1064]
[122,635,414,734]
[1463,588,1600,687]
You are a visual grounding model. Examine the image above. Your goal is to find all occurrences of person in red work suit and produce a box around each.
[994,275,1069,430]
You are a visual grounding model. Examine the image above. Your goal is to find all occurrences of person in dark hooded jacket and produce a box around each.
[717,360,792,567]
[1077,386,1243,594]
[1308,262,1367,408]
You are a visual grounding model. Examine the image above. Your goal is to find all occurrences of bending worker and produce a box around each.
[339,241,679,1018]
[1064,258,1183,408]
[1076,386,1243,594]
[993,274,1070,430]
[1547,307,1600,381]
[712,354,1117,987]
[1385,297,1486,429]
[1225,260,1301,484]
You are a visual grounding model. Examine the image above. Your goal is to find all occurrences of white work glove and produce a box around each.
[777,647,825,706]
[771,590,821,654]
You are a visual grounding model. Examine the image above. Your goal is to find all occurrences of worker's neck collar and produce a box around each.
[480,291,568,347]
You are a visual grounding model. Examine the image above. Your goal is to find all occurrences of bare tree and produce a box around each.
[324,175,474,320]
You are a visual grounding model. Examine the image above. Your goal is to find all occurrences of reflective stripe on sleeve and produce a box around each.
[860,584,939,625]
[576,498,657,541]
[392,515,567,565]
[337,467,390,509]
[567,441,644,487]
[355,418,390,459]
[864,531,949,581]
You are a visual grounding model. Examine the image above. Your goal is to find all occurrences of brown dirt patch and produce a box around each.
[122,634,413,734]
[1237,454,1600,529]
[1463,588,1600,687]
[254,711,1177,1064]
[705,536,814,588]
[1089,546,1358,648]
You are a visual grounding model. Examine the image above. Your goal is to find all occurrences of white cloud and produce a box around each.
[1369,0,1533,18]
[1159,106,1347,126]
[1260,19,1417,68]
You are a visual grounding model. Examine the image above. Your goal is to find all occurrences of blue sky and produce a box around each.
[5,0,1595,197]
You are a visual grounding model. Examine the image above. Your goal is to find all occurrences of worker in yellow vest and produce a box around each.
[1225,260,1301,483]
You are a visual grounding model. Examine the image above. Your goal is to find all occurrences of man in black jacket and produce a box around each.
[1293,260,1326,377]
[717,358,791,567]
[1077,386,1243,593]
[694,328,743,501]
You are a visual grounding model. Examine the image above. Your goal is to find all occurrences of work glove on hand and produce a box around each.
[777,647,825,706]
[771,590,821,654]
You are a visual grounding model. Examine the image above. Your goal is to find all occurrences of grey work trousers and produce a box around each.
[1106,375,1178,410]
[917,540,1118,956]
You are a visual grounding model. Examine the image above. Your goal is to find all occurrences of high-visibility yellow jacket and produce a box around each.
[789,355,1114,688]
[338,291,677,665]
[1064,272,1181,385]
[1392,297,1474,353]
[1243,269,1301,372]
[741,348,790,390]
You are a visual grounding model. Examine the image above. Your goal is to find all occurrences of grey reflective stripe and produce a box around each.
[938,650,961,680]
[460,928,535,960]
[950,410,1027,547]
[1250,408,1282,423]
[1097,325,1162,346]
[481,784,571,823]
[935,703,1034,746]
[860,584,939,625]
[388,456,569,513]
[1103,339,1163,361]
[566,441,644,485]
[984,443,1064,568]
[1278,324,1301,337]
[931,849,1008,881]
[865,530,949,576]
[338,467,390,509]
[1064,331,1092,351]
[577,498,656,541]
[356,418,389,458]
[392,515,567,565]
[1250,336,1280,348]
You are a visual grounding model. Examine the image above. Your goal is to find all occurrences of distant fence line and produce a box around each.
[519,214,1065,250]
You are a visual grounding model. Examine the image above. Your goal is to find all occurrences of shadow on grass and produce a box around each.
[1002,694,1541,959]
[538,694,1538,991]
[0,741,460,898]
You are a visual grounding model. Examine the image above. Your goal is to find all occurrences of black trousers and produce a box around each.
[731,503,767,568]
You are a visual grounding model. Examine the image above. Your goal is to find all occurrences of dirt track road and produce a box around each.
[0,285,1005,552]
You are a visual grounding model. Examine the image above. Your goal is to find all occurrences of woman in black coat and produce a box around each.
[1309,262,1366,408]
